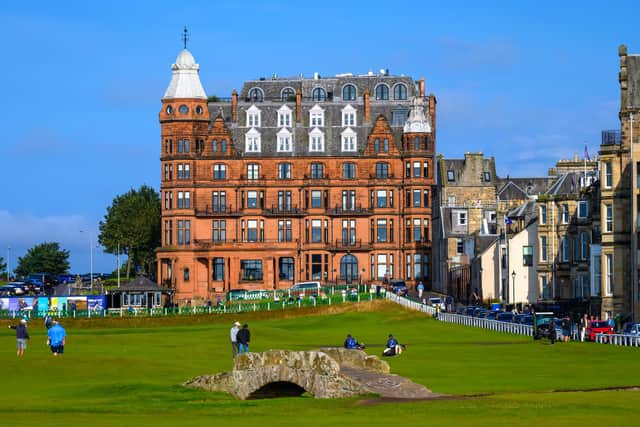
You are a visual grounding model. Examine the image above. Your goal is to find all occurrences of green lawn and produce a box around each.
[1,301,638,426]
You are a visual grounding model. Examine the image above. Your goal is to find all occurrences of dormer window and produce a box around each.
[277,128,292,152]
[309,104,324,127]
[393,83,408,100]
[375,84,389,100]
[309,128,325,152]
[246,105,261,127]
[483,171,491,182]
[312,87,326,101]
[342,84,357,101]
[278,105,292,127]
[245,128,261,153]
[248,87,264,102]
[447,170,455,182]
[281,87,295,102]
[341,128,357,152]
[342,105,356,127]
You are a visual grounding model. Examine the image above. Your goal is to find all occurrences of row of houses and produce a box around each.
[433,45,640,322]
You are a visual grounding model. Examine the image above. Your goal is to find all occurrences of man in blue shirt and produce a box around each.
[47,320,67,356]
[344,334,364,350]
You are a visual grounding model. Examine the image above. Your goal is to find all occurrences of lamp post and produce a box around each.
[6,246,10,281]
[511,270,516,306]
[80,230,93,293]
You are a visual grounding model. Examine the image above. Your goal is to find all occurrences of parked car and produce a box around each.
[388,280,407,296]
[587,320,615,341]
[485,311,498,320]
[26,273,58,287]
[428,297,445,310]
[497,312,514,322]
[622,322,640,336]
[0,282,27,296]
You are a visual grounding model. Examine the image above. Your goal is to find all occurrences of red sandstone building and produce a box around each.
[157,47,436,303]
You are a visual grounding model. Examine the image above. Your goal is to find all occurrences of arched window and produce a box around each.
[340,254,359,283]
[312,87,326,102]
[393,83,407,100]
[281,87,295,102]
[221,139,227,153]
[212,139,218,152]
[342,84,356,101]
[375,84,389,100]
[248,87,264,102]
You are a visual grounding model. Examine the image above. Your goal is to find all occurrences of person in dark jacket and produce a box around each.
[236,324,251,354]
[8,318,30,357]
[344,334,365,350]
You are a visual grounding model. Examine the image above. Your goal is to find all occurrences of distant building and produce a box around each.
[156,47,436,303]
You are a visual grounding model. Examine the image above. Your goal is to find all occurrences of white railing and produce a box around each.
[386,294,532,336]
[595,333,640,347]
[385,293,436,315]
[438,312,533,336]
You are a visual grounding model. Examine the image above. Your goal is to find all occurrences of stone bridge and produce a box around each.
[184,348,437,400]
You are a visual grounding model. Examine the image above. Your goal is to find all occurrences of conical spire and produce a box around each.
[403,97,431,133]
[163,48,207,99]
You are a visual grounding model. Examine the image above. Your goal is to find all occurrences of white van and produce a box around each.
[289,281,321,293]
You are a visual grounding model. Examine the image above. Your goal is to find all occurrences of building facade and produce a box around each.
[156,48,436,303]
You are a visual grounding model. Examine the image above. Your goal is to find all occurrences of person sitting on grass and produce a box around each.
[382,334,406,357]
[344,334,365,350]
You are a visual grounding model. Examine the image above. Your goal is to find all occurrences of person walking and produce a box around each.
[47,320,67,356]
[230,321,241,357]
[417,281,424,300]
[580,314,588,342]
[236,324,250,354]
[8,318,30,357]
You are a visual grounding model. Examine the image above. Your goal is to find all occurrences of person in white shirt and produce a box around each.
[230,321,241,357]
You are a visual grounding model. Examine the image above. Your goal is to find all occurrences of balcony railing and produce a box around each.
[195,206,242,217]
[193,238,299,249]
[326,205,372,216]
[263,205,306,217]
[327,239,371,252]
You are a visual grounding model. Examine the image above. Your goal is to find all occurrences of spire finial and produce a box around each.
[182,26,189,49]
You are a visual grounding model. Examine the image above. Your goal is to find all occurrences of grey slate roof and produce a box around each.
[545,172,583,197]
[443,157,497,186]
[497,177,555,200]
[208,74,429,158]
[114,276,169,293]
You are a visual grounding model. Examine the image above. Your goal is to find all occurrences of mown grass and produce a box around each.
[1,301,638,426]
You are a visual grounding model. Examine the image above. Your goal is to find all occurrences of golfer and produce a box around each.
[47,320,67,356]
[230,321,241,357]
[8,318,30,357]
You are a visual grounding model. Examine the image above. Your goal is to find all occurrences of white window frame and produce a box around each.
[540,236,548,262]
[605,253,613,296]
[277,104,292,128]
[340,127,357,152]
[277,128,292,153]
[539,205,547,224]
[341,104,356,127]
[245,128,261,153]
[308,128,325,152]
[246,104,261,128]
[309,104,324,127]
[457,211,467,226]
[561,204,569,224]
[562,236,569,262]
[578,201,588,219]
[605,204,613,232]
[604,161,612,189]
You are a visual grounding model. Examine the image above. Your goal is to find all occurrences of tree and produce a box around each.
[14,242,70,277]
[98,185,161,278]
[0,256,6,280]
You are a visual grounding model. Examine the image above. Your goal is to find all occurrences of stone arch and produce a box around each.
[247,381,306,399]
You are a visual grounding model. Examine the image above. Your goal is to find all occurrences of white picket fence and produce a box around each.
[386,293,533,337]
[385,293,436,315]
[595,333,640,347]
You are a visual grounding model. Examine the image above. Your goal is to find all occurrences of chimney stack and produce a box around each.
[364,89,370,123]
[296,89,302,123]
[419,78,425,98]
[231,89,238,123]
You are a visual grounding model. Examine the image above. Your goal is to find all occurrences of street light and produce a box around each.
[511,270,516,306]
[6,246,10,281]
[80,230,93,293]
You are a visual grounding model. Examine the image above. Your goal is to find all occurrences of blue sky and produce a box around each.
[0,0,638,273]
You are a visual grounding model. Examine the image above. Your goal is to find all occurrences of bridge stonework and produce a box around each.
[184,348,395,399]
